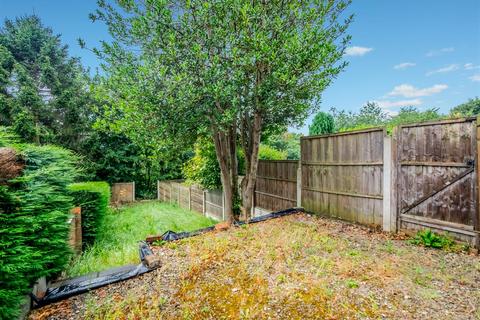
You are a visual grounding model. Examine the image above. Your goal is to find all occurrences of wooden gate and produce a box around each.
[395,117,479,245]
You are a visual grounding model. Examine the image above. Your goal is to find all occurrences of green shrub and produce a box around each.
[183,138,222,190]
[0,142,78,319]
[68,181,111,247]
[258,144,287,160]
[409,229,455,249]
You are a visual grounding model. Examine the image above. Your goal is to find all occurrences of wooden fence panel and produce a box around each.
[111,182,135,204]
[255,160,298,212]
[205,189,224,220]
[300,128,385,226]
[190,185,204,214]
[396,118,478,244]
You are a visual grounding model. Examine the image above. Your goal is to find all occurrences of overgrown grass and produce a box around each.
[65,201,216,277]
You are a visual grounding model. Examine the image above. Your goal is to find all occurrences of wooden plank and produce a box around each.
[301,127,384,140]
[254,190,296,202]
[301,161,383,166]
[399,116,476,129]
[400,161,470,167]
[401,214,477,236]
[302,187,383,200]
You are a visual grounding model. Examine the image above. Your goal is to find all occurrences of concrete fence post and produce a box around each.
[188,186,192,210]
[202,190,206,216]
[222,191,226,220]
[296,162,302,207]
[383,135,397,232]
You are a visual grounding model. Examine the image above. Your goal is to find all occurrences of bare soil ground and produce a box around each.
[29,213,480,320]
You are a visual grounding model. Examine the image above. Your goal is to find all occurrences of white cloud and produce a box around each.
[426,64,459,76]
[376,99,422,108]
[426,47,454,57]
[393,62,416,70]
[470,74,480,82]
[388,84,448,98]
[345,46,373,56]
[465,63,480,70]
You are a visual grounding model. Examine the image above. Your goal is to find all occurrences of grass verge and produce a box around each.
[65,201,216,277]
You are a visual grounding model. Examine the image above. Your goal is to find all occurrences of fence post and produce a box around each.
[132,182,136,202]
[170,183,173,204]
[296,162,302,207]
[222,191,225,221]
[188,186,192,210]
[475,118,480,249]
[383,132,398,232]
[203,190,206,216]
[157,180,160,201]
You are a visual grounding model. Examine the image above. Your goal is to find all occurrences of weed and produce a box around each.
[409,229,454,249]
[152,239,166,246]
[346,279,359,288]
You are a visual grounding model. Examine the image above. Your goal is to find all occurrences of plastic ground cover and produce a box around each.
[32,242,156,307]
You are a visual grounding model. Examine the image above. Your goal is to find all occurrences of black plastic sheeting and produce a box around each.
[32,242,157,307]
[160,226,215,242]
[157,207,304,242]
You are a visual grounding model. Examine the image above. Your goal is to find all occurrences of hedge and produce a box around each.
[68,182,110,247]
[0,138,78,319]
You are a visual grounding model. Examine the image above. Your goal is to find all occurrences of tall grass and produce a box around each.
[66,201,216,277]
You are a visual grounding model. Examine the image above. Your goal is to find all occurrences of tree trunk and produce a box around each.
[212,125,237,224]
[241,112,262,220]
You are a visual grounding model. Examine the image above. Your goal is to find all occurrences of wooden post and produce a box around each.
[132,182,136,202]
[157,180,160,201]
[296,161,302,207]
[170,183,173,204]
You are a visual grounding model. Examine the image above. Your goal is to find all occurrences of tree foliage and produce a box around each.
[263,132,302,160]
[309,111,335,135]
[450,97,480,117]
[92,0,352,221]
[330,102,388,131]
[0,15,92,148]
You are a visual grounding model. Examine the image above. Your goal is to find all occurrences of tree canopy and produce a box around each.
[0,15,92,148]
[309,111,335,135]
[92,0,352,221]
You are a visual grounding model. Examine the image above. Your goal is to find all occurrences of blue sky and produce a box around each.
[1,0,479,134]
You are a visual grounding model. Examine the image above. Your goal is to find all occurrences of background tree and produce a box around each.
[0,15,92,148]
[309,112,335,135]
[330,101,388,131]
[387,106,441,131]
[92,0,352,221]
[263,132,302,160]
[450,97,480,117]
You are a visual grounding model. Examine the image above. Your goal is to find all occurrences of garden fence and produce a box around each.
[157,117,480,247]
[111,182,135,204]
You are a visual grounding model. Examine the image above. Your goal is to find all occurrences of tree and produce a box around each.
[92,0,352,222]
[263,132,302,160]
[309,112,335,135]
[0,15,92,148]
[330,101,388,131]
[450,97,480,117]
[387,106,442,131]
